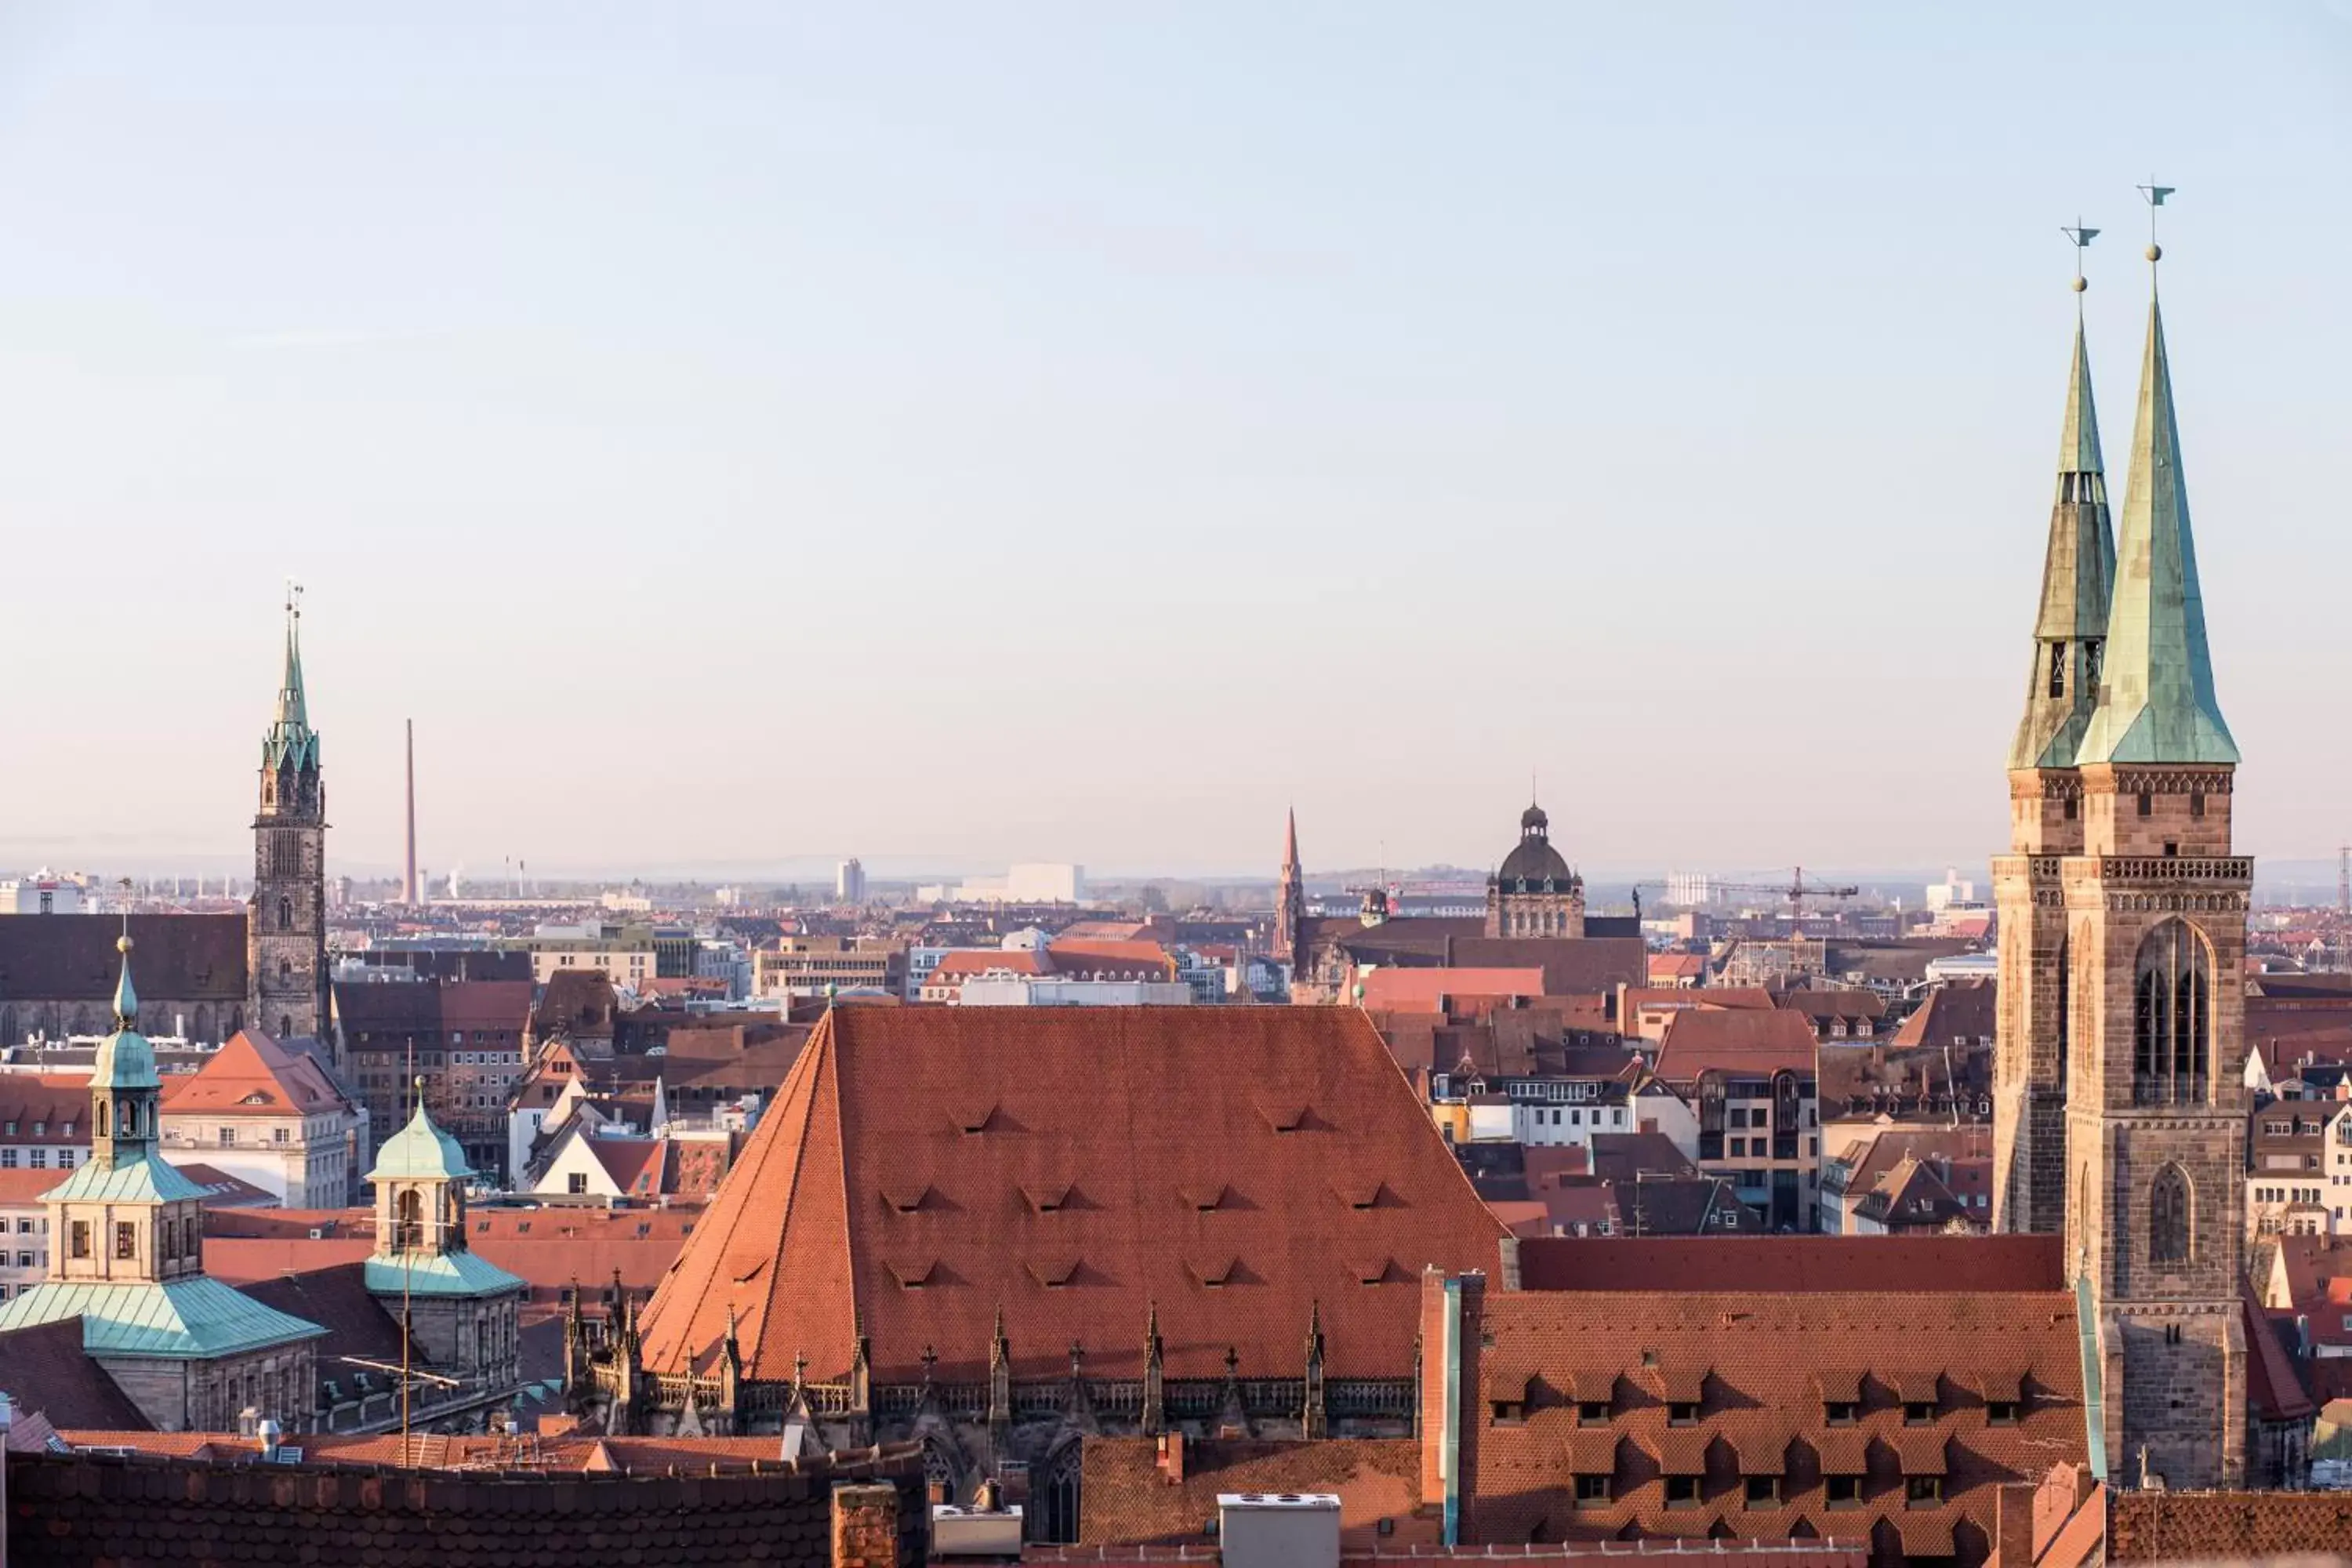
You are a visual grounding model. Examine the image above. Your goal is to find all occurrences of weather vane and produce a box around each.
[2137,178,2176,278]
[2060,218,2099,298]
[285,579,303,624]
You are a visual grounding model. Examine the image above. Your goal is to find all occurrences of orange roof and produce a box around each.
[1045,940,1178,980]
[1357,968,1548,1012]
[927,949,1047,982]
[635,1007,1505,1387]
[161,1029,351,1117]
[1652,1007,1819,1078]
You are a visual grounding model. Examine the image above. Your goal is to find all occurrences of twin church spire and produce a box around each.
[2014,198,2234,771]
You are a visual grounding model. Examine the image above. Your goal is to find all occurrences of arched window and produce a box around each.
[2133,922,2211,1105]
[278,896,292,931]
[2150,1164,2190,1265]
[2049,641,2067,699]
[1037,1441,1085,1543]
[394,1189,424,1253]
[95,1101,109,1138]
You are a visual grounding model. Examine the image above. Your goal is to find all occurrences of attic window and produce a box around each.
[1338,1180,1388,1211]
[1824,1400,1858,1426]
[1491,1399,1526,1425]
[885,1184,933,1214]
[1352,1258,1396,1286]
[1664,1475,1701,1507]
[887,1259,937,1290]
[1667,1403,1699,1426]
[1190,1257,1238,1288]
[1185,1185,1229,1213]
[1986,1399,2020,1425]
[953,1102,998,1135]
[1023,1182,1074,1214]
[1825,1475,1862,1509]
[1026,1258,1080,1288]
[1903,1400,1935,1425]
[1259,1103,1308,1134]
[1745,1476,1780,1506]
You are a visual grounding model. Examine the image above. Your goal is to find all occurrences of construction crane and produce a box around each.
[1631,867,1861,935]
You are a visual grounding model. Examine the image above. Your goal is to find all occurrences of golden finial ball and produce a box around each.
[2071,276,2088,293]
[117,934,134,955]
[2146,243,2162,263]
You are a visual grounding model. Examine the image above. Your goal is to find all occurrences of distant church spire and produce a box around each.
[2074,193,2238,766]
[263,584,319,771]
[2007,223,2115,772]
[1273,807,1305,962]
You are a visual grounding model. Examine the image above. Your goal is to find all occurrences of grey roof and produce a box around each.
[2009,314,2117,772]
[2074,298,2239,766]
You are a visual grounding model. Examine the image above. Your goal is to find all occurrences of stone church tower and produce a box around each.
[1994,270,2115,1236]
[249,594,329,1041]
[1273,808,1305,960]
[1999,228,2249,1488]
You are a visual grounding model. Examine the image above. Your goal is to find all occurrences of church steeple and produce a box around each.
[262,586,319,775]
[90,932,163,1171]
[2073,224,2238,767]
[2008,230,2116,771]
[251,586,329,1041]
[1273,807,1305,962]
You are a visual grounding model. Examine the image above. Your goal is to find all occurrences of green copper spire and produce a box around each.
[2073,276,2238,767]
[261,586,321,772]
[111,931,139,1032]
[2007,247,2117,771]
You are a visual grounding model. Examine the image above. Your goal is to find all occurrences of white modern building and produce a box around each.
[957,975,1191,1007]
[0,872,91,915]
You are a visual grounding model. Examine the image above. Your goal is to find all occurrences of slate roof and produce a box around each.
[0,914,245,1001]
[0,1316,151,1428]
[635,1006,1506,1385]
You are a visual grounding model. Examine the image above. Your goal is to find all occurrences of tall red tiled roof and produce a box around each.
[1461,1283,2085,1562]
[0,1077,90,1146]
[1513,1236,2064,1294]
[2108,1489,2352,1561]
[635,1007,1506,1385]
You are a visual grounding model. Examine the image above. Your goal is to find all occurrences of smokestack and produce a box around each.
[405,719,419,906]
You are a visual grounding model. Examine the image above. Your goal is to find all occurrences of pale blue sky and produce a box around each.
[1,3,2347,879]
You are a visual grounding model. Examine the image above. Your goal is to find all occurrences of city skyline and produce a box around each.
[5,5,2349,875]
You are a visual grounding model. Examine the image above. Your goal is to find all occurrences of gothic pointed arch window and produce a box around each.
[2133,920,2212,1105]
[1036,1439,1084,1544]
[278,896,292,931]
[2150,1163,2191,1266]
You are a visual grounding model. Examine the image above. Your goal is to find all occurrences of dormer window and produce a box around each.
[1903,1400,1935,1425]
[1577,1400,1610,1423]
[1986,1399,2020,1425]
[1667,1402,1699,1426]
[1824,1400,1857,1426]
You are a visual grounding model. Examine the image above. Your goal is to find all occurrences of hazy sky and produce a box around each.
[2,3,2348,881]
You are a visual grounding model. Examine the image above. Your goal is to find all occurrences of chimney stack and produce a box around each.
[404,719,419,906]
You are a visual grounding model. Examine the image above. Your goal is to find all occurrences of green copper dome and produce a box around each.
[367,1102,473,1182]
